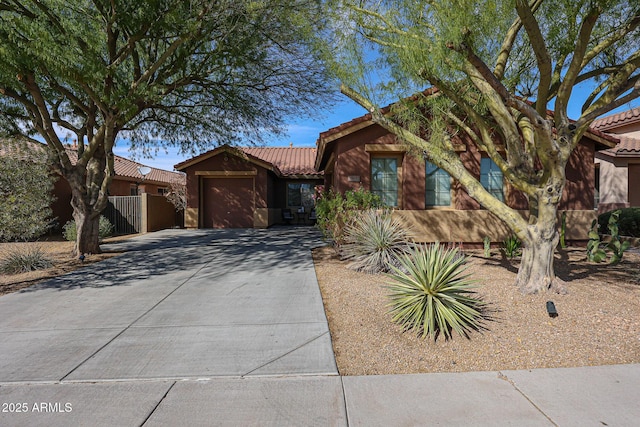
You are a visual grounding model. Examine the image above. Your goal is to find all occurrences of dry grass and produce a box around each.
[0,235,129,296]
[313,245,640,375]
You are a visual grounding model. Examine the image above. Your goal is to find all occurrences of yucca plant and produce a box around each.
[339,209,411,273]
[501,234,522,259]
[386,244,485,340]
[0,246,54,275]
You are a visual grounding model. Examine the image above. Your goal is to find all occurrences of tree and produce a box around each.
[166,174,187,212]
[323,0,640,294]
[0,139,56,241]
[0,0,334,255]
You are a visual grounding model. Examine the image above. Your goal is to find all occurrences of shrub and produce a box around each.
[598,207,640,238]
[501,234,522,259]
[386,244,485,340]
[339,209,411,273]
[0,143,56,242]
[589,210,631,265]
[315,188,382,244]
[0,246,54,275]
[63,216,114,242]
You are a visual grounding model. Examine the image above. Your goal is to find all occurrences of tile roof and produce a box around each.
[63,148,185,185]
[599,135,640,157]
[591,107,640,131]
[1,138,184,185]
[175,145,322,177]
[242,147,320,176]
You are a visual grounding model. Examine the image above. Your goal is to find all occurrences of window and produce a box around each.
[130,184,138,196]
[157,188,168,195]
[480,157,504,201]
[287,182,314,208]
[425,161,451,207]
[371,157,398,207]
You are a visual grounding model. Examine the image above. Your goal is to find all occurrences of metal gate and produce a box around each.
[105,196,141,234]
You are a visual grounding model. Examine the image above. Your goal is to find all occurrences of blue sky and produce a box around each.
[113,97,367,171]
[114,87,639,172]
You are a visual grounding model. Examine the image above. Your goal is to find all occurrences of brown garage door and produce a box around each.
[202,178,254,228]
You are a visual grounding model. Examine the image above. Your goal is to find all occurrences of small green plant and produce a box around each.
[501,235,522,259]
[315,188,382,244]
[588,210,631,264]
[63,216,114,242]
[482,236,491,258]
[587,219,607,262]
[386,244,485,340]
[0,246,54,275]
[605,210,631,265]
[339,209,411,273]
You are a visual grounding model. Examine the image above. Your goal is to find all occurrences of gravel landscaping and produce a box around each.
[313,245,640,375]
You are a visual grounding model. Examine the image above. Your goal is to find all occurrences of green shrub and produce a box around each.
[501,234,522,259]
[0,145,56,242]
[339,209,411,273]
[0,246,54,275]
[63,216,114,242]
[386,244,485,340]
[598,207,640,238]
[315,188,382,244]
[588,210,631,264]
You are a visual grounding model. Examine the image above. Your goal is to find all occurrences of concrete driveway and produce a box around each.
[0,228,344,426]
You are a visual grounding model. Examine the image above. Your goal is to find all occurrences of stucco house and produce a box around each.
[591,107,640,213]
[177,108,616,244]
[175,145,322,228]
[1,139,185,227]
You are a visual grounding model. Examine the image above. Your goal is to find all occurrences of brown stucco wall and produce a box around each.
[141,193,178,233]
[629,164,640,207]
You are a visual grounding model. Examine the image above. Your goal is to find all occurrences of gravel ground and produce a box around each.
[313,246,640,375]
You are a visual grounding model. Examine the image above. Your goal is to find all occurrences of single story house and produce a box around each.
[176,110,616,244]
[1,139,185,228]
[174,145,323,228]
[591,107,640,213]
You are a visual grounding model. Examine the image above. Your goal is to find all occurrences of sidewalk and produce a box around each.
[0,229,638,426]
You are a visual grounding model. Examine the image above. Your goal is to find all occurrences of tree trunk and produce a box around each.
[73,209,101,256]
[514,197,567,295]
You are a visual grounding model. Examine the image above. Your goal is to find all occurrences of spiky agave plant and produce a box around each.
[339,209,411,273]
[387,244,485,340]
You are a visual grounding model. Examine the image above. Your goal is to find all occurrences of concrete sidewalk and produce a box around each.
[0,228,638,426]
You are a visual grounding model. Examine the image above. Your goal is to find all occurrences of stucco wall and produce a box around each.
[394,209,596,244]
[595,155,629,212]
[141,193,178,233]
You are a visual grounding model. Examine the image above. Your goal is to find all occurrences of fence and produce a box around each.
[105,194,181,235]
[105,196,141,234]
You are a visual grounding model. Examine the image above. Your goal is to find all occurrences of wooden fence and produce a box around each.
[105,196,141,234]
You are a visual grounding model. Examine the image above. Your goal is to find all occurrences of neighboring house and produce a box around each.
[177,108,615,244]
[175,145,322,228]
[591,107,640,213]
[1,139,185,228]
[314,110,617,243]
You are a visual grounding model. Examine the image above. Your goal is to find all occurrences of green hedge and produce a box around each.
[598,208,640,237]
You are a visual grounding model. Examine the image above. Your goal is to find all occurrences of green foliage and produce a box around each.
[501,235,521,259]
[315,188,382,244]
[587,220,607,262]
[598,208,640,238]
[339,209,411,273]
[0,246,54,275]
[482,236,491,258]
[0,142,56,242]
[63,216,114,243]
[588,211,631,265]
[386,244,485,340]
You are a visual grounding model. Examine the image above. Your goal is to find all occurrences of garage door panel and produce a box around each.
[202,178,254,228]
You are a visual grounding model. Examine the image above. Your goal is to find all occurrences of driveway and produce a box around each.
[0,228,344,426]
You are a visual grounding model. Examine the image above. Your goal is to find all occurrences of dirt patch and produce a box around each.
[313,245,640,375]
[0,235,132,296]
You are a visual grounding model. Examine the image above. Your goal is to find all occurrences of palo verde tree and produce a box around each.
[0,0,333,255]
[323,0,640,294]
